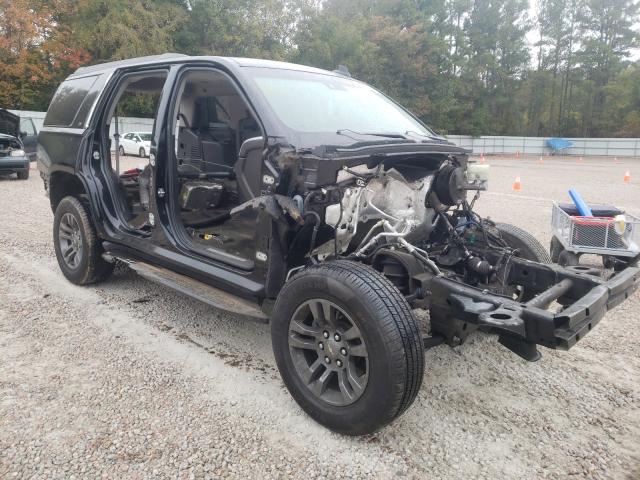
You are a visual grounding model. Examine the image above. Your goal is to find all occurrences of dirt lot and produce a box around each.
[1,155,639,479]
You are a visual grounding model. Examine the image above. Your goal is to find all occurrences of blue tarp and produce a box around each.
[546,138,573,152]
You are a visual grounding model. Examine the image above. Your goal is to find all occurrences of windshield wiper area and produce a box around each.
[336,129,408,139]
[404,130,446,141]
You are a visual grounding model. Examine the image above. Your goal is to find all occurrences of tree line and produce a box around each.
[1,0,638,137]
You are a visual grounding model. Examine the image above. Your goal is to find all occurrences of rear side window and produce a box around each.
[44,75,98,127]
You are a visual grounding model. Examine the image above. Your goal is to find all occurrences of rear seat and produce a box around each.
[177,97,236,175]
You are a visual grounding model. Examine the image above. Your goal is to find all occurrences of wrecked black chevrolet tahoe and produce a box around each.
[38,54,639,435]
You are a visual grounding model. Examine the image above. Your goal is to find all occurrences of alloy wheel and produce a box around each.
[288,299,369,406]
[58,213,83,270]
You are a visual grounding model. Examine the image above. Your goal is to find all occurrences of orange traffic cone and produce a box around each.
[624,171,631,183]
[578,156,583,163]
[516,151,520,159]
[480,153,486,164]
[538,156,544,164]
[512,176,522,191]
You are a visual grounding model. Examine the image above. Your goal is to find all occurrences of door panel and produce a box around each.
[19,118,37,161]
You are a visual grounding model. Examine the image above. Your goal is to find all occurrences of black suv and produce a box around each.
[38,54,639,435]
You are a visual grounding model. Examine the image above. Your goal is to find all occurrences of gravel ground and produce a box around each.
[1,155,639,479]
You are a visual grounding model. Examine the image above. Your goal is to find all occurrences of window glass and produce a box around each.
[247,68,432,135]
[20,118,36,136]
[44,76,98,127]
[139,133,152,141]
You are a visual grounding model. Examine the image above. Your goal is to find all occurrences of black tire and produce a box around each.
[550,236,564,263]
[495,223,551,264]
[53,196,114,285]
[118,145,125,156]
[271,260,424,435]
[139,147,146,158]
[17,169,29,180]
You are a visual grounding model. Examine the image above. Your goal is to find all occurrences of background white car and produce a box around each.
[118,132,151,157]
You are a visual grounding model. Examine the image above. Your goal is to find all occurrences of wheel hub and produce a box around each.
[318,334,346,368]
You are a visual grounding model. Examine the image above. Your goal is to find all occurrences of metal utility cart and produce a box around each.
[550,202,640,269]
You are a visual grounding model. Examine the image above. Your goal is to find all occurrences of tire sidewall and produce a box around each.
[53,198,93,284]
[558,250,579,266]
[272,269,404,435]
[550,236,563,263]
[495,223,549,263]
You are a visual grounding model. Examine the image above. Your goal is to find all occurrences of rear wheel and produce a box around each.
[271,260,424,435]
[139,147,146,157]
[53,196,114,285]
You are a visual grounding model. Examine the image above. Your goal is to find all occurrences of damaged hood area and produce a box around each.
[286,139,471,188]
[0,109,20,139]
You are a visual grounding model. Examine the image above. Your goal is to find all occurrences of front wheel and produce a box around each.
[271,260,424,435]
[494,223,550,301]
[495,223,551,263]
[139,147,146,157]
[550,236,564,263]
[17,169,29,180]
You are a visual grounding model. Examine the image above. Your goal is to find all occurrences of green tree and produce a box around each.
[175,0,319,59]
[71,0,188,62]
[462,0,531,134]
[0,0,89,109]
[576,0,640,136]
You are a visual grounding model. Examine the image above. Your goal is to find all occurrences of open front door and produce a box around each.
[162,67,267,271]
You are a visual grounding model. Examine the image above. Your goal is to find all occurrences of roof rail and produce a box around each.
[72,53,188,76]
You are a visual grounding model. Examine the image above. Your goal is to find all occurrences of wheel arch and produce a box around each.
[49,171,88,213]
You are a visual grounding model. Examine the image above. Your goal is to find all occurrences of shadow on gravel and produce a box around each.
[97,263,278,377]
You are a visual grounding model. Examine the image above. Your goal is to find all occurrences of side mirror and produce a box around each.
[19,131,27,138]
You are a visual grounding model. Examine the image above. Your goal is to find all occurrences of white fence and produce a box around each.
[8,110,640,157]
[10,110,46,132]
[447,135,640,157]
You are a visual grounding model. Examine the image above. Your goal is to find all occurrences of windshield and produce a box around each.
[246,68,433,137]
[139,133,152,141]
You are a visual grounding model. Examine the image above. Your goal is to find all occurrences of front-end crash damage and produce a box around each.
[265,140,639,361]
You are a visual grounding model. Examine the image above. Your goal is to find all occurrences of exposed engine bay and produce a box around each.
[298,156,512,301]
[0,136,22,154]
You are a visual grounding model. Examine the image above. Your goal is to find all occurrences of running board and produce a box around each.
[105,254,269,322]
